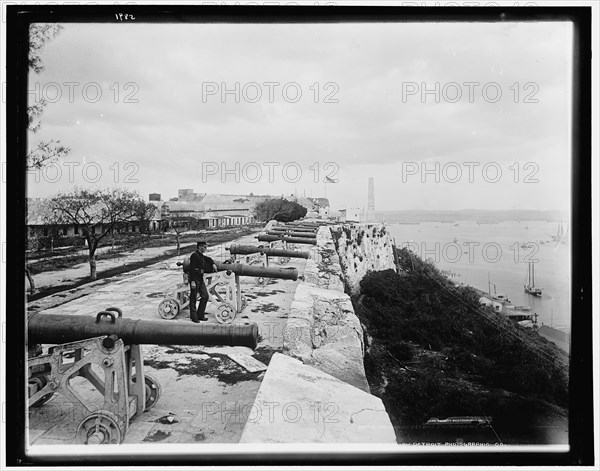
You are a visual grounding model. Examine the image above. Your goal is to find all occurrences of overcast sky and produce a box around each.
[27,21,572,211]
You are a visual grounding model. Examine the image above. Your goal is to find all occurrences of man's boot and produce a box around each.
[190,291,199,323]
[197,298,208,321]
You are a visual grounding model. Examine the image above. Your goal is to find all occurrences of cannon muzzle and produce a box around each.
[215,261,298,280]
[28,312,259,349]
[227,244,310,259]
[256,234,317,245]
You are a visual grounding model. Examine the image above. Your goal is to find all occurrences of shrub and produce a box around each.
[386,341,414,361]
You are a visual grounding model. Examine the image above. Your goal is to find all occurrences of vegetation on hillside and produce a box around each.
[356,248,569,441]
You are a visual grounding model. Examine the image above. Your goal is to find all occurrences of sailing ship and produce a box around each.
[552,220,569,245]
[524,261,543,297]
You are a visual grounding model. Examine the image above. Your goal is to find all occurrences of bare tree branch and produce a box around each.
[49,188,149,280]
[27,24,70,170]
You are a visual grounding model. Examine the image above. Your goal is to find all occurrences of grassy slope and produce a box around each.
[355,248,569,443]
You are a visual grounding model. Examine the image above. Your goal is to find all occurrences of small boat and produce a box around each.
[524,261,543,297]
[488,273,510,303]
[513,305,532,312]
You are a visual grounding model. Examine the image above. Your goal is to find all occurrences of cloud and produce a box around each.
[27,21,572,211]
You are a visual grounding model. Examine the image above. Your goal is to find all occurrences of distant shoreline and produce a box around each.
[372,209,567,224]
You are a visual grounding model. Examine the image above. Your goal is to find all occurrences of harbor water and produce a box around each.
[387,220,570,333]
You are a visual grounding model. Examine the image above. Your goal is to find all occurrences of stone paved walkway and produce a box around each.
[27,232,308,446]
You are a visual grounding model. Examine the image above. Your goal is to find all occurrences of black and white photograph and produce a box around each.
[2,2,596,468]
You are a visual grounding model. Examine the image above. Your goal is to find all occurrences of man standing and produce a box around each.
[189,241,217,322]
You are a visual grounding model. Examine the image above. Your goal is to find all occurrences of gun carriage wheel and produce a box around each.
[76,410,124,445]
[215,303,236,324]
[254,275,269,286]
[158,298,180,320]
[132,373,162,411]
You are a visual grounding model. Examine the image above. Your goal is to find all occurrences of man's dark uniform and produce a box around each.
[189,249,211,322]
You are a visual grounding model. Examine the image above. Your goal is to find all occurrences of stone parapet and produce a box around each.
[283,226,370,392]
[239,353,397,443]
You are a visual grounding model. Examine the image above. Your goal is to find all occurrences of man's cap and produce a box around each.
[197,240,207,246]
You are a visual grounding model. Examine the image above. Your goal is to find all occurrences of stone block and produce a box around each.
[239,353,395,443]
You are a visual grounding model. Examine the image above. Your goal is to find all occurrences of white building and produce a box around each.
[339,207,363,222]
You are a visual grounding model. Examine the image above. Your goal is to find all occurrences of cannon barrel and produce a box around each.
[227,244,310,259]
[257,234,317,245]
[270,226,316,231]
[28,312,259,349]
[266,231,316,239]
[284,222,320,227]
[271,226,317,232]
[269,230,316,236]
[215,261,298,280]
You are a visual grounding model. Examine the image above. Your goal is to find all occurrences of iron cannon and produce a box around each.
[227,243,310,259]
[256,234,317,245]
[28,310,259,348]
[179,256,299,281]
[215,261,298,280]
[158,256,300,323]
[266,230,317,239]
[272,226,318,232]
[27,308,259,445]
[270,226,317,233]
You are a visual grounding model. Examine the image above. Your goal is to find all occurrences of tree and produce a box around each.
[133,200,159,235]
[25,268,36,294]
[27,24,70,169]
[254,198,307,222]
[167,213,198,255]
[49,188,149,280]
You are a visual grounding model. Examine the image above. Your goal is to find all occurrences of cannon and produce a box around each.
[276,222,320,228]
[214,260,298,291]
[256,234,317,245]
[270,227,317,233]
[215,261,298,280]
[271,226,318,233]
[158,257,299,323]
[158,263,241,324]
[226,243,310,266]
[266,230,317,239]
[28,308,258,445]
[224,244,306,286]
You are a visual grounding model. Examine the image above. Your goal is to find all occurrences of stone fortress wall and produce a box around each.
[240,222,398,443]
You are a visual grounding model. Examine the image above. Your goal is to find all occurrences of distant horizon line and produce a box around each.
[372,209,569,213]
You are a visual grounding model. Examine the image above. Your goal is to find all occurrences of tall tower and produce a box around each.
[366,177,375,221]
